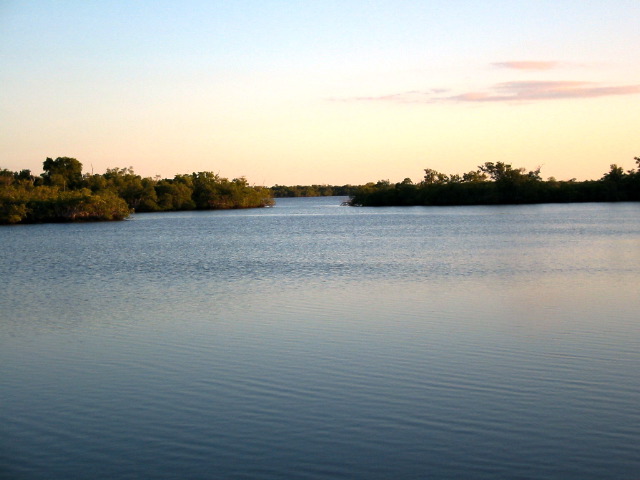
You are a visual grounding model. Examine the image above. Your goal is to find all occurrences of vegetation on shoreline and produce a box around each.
[4,156,639,224]
[347,158,640,207]
[1,157,274,224]
[270,184,357,198]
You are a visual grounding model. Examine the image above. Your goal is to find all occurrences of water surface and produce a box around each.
[2,198,640,479]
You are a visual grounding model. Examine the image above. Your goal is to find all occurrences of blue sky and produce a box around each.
[1,1,639,185]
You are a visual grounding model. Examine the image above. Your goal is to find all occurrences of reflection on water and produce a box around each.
[1,198,640,479]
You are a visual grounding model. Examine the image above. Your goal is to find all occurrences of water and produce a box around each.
[2,198,640,479]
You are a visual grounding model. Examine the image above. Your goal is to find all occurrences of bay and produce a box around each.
[1,197,639,479]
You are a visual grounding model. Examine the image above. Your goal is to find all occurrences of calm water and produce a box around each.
[2,197,640,479]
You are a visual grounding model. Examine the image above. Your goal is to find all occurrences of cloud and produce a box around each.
[493,61,560,71]
[333,61,640,104]
[448,81,640,102]
[346,89,448,103]
[338,81,640,104]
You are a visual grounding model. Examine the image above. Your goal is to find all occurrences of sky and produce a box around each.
[1,0,639,186]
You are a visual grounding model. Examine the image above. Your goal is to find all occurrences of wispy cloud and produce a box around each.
[338,81,640,105]
[493,61,560,71]
[336,89,449,104]
[449,81,640,102]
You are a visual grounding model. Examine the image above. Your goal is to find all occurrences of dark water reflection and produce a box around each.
[2,198,640,479]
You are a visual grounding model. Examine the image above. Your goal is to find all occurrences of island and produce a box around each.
[346,159,640,207]
[1,157,274,224]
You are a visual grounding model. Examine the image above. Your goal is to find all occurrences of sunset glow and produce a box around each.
[1,1,639,185]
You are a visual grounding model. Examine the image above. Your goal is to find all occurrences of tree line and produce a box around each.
[347,159,640,207]
[1,157,274,224]
[270,184,358,197]
[4,156,639,224]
